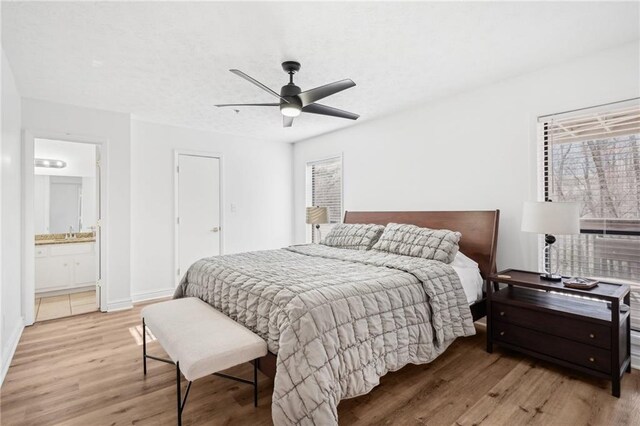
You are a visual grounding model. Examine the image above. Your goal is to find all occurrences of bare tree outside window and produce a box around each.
[542,102,640,329]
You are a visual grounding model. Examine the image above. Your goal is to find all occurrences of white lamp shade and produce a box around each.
[521,201,581,235]
[306,206,328,225]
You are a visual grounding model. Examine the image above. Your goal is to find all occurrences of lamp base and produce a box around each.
[540,273,562,282]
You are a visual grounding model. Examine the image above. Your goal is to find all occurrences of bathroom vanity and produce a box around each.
[35,235,97,292]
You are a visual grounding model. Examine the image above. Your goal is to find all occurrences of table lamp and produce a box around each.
[306,206,328,243]
[521,201,580,281]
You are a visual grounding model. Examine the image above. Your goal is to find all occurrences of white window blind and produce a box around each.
[540,100,640,330]
[306,156,342,243]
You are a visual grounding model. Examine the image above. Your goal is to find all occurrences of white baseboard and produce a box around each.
[106,298,133,312]
[1,318,25,386]
[132,288,174,303]
[36,285,95,298]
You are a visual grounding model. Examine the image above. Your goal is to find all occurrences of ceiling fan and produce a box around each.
[215,61,359,127]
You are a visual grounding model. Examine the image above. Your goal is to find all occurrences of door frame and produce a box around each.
[22,130,108,325]
[173,149,224,287]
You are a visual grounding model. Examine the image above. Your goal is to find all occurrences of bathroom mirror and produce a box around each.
[34,175,97,234]
[34,138,98,235]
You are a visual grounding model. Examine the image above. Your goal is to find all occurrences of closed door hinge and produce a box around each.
[176,165,180,173]
[176,217,180,225]
[177,268,180,276]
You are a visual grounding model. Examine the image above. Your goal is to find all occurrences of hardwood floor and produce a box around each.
[1,301,639,426]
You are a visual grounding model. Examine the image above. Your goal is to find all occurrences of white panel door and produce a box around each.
[177,154,221,282]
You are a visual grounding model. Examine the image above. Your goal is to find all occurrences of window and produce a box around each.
[540,100,640,330]
[306,156,343,242]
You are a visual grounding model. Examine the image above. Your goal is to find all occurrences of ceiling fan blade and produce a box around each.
[283,116,294,127]
[302,103,359,120]
[298,79,355,106]
[215,103,280,107]
[229,69,289,103]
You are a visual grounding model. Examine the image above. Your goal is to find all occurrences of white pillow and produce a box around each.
[450,251,483,303]
[450,251,478,269]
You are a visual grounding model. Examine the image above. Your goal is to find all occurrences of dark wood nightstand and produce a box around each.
[487,269,631,397]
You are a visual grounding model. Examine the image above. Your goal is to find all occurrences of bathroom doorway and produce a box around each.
[32,138,101,321]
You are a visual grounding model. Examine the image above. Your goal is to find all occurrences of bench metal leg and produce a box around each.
[142,319,147,375]
[143,332,193,426]
[176,362,182,426]
[176,362,192,426]
[254,359,258,407]
[141,320,173,366]
[212,358,260,407]
[145,341,259,425]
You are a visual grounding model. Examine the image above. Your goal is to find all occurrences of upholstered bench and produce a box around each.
[141,297,267,426]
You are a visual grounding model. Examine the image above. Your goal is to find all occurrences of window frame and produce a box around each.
[541,102,640,231]
[305,153,344,243]
[539,100,640,331]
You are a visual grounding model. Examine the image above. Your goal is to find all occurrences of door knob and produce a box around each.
[211,227,220,232]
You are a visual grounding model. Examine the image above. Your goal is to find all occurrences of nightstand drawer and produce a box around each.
[492,302,611,349]
[493,320,611,374]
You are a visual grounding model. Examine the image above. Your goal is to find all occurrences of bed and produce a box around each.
[175,210,499,425]
[343,211,500,322]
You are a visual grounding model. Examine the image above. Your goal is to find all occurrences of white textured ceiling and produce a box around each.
[2,2,639,143]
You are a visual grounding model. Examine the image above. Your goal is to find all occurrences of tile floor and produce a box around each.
[35,290,98,322]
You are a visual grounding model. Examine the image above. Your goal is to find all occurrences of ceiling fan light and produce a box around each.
[281,104,301,117]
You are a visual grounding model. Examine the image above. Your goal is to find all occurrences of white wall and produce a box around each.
[20,100,294,310]
[34,138,96,177]
[130,120,293,301]
[293,42,640,272]
[1,48,24,382]
[22,99,132,310]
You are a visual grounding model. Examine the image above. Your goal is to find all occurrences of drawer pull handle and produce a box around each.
[589,333,595,339]
[499,311,505,316]
[499,331,505,336]
[589,357,595,362]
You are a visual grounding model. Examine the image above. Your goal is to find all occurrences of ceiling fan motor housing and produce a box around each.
[280,83,302,115]
[280,83,301,100]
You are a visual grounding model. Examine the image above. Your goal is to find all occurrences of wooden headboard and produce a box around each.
[343,210,500,279]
